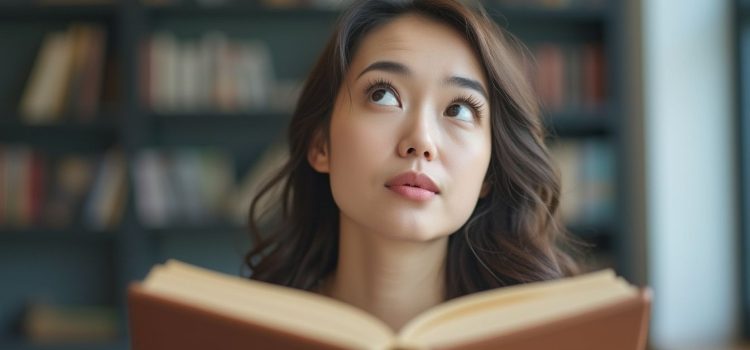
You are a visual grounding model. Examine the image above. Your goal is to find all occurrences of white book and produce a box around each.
[242,40,274,111]
[19,31,75,123]
[151,32,178,113]
[171,150,210,224]
[133,151,171,227]
[84,151,126,230]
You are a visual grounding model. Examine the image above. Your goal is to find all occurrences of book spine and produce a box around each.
[77,25,106,121]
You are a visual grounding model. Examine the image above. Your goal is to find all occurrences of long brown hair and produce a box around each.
[244,0,583,300]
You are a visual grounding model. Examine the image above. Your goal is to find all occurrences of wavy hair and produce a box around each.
[244,0,584,300]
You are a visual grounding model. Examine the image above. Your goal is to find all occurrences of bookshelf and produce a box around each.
[0,0,630,348]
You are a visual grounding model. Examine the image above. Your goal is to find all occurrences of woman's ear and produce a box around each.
[307,130,330,173]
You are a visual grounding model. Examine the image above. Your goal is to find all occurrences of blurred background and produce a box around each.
[0,0,743,348]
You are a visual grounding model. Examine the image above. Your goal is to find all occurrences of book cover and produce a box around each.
[128,260,651,350]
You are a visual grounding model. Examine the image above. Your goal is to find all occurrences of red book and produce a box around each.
[583,43,606,111]
[29,152,45,225]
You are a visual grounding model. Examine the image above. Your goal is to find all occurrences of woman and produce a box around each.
[245,0,584,331]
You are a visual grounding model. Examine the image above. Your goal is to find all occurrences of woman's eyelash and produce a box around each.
[450,95,485,117]
[364,78,397,97]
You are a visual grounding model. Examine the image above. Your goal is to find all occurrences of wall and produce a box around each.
[642,0,740,347]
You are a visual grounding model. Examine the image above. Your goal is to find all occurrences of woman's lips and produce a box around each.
[387,185,437,201]
[385,171,440,202]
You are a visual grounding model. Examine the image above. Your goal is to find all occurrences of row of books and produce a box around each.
[141,31,301,114]
[0,146,126,230]
[16,29,603,120]
[530,42,607,113]
[550,139,615,226]
[132,146,286,227]
[133,141,613,229]
[0,142,611,231]
[19,23,108,124]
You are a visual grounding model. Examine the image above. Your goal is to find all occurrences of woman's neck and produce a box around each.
[318,214,448,332]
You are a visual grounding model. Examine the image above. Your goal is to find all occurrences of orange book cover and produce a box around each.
[128,260,650,350]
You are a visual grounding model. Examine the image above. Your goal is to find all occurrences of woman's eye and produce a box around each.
[369,88,399,107]
[445,103,474,122]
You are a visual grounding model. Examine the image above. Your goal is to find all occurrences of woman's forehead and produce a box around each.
[348,14,487,87]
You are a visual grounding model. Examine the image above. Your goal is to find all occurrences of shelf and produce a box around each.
[143,3,340,19]
[0,120,119,151]
[545,110,613,137]
[151,111,289,126]
[0,4,116,21]
[149,111,289,148]
[742,5,750,20]
[147,223,246,237]
[487,5,608,25]
[0,228,117,241]
[143,2,607,24]
[567,221,612,237]
[567,222,613,250]
[0,119,117,144]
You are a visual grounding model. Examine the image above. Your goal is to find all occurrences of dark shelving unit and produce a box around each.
[737,0,750,338]
[0,0,631,347]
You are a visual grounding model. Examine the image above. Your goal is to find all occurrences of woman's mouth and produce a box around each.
[385,171,440,202]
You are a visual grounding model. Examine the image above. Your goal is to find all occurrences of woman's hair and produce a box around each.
[245,0,584,300]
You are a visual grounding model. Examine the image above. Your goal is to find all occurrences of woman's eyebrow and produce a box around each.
[357,60,412,79]
[445,76,488,100]
[357,60,488,99]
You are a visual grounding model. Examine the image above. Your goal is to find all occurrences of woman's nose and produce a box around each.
[397,112,438,161]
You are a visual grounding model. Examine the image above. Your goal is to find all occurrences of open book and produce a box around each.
[128,260,651,350]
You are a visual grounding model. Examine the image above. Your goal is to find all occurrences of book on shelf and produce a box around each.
[143,31,277,114]
[23,301,119,344]
[82,150,127,230]
[132,149,234,227]
[19,23,107,123]
[549,139,615,226]
[0,146,126,230]
[530,42,606,114]
[128,260,651,350]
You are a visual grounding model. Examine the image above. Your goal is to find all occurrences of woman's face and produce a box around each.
[309,13,492,242]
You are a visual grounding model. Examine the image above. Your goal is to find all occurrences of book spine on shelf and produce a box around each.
[144,31,281,115]
[531,42,606,114]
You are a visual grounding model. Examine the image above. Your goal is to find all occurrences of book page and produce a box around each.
[142,260,395,350]
[397,269,637,347]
